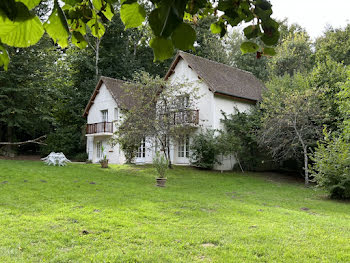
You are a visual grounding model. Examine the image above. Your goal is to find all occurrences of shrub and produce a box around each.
[311,131,350,199]
[41,126,85,158]
[220,108,262,171]
[190,130,219,169]
[153,152,168,178]
[73,152,88,162]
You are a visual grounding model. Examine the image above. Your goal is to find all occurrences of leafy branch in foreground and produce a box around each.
[0,0,280,69]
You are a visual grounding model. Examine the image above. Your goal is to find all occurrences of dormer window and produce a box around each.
[101,110,108,122]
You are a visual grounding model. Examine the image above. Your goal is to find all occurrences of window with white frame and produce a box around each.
[178,95,189,109]
[136,137,146,158]
[178,135,189,158]
[96,141,102,159]
[101,110,108,122]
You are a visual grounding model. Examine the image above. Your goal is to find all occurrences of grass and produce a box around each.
[0,160,349,262]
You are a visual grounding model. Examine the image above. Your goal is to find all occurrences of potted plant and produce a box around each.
[99,145,109,168]
[153,152,169,187]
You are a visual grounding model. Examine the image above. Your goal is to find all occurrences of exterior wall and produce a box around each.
[86,83,122,164]
[213,94,253,170]
[87,83,118,124]
[85,61,255,170]
[213,94,252,131]
[168,58,215,130]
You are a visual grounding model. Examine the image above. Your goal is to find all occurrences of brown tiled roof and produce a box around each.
[165,51,264,102]
[83,76,134,117]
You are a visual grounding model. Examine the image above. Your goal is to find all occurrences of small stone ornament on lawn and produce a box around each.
[41,152,71,166]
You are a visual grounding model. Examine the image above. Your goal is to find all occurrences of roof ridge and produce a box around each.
[101,76,125,81]
[178,50,256,76]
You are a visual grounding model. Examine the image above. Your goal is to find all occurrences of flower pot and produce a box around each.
[156,178,167,187]
[100,160,109,168]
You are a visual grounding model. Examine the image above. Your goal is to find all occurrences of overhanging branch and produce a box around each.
[0,135,47,146]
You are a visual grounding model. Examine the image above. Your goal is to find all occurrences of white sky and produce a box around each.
[269,0,350,39]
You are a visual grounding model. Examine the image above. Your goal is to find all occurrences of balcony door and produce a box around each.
[101,110,108,122]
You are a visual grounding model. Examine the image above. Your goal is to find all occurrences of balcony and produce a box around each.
[171,109,199,126]
[86,122,113,135]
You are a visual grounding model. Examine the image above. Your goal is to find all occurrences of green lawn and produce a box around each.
[0,160,349,262]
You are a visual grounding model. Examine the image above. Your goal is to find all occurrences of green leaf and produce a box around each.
[87,17,105,38]
[68,18,86,36]
[44,0,69,49]
[92,0,103,10]
[263,47,276,56]
[261,30,280,46]
[101,2,114,21]
[149,0,187,38]
[240,41,259,54]
[210,22,221,34]
[71,31,87,49]
[0,0,18,20]
[0,9,44,47]
[62,0,82,5]
[149,37,173,62]
[0,44,10,70]
[210,21,226,37]
[92,0,114,21]
[171,23,196,50]
[120,2,145,29]
[243,25,260,39]
[16,0,41,10]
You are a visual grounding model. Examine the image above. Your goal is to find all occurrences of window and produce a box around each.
[136,138,146,158]
[101,110,108,122]
[96,141,102,159]
[178,135,189,158]
[114,108,119,121]
[178,95,189,109]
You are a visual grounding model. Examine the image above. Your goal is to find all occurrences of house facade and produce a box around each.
[83,51,264,170]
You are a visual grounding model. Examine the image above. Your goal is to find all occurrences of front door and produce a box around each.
[177,135,190,164]
[135,137,146,163]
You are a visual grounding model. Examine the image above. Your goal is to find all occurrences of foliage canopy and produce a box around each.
[0,0,280,69]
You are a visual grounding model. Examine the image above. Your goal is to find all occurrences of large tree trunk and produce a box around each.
[303,146,309,187]
[293,121,309,186]
[95,37,102,79]
[5,126,14,157]
[166,137,172,169]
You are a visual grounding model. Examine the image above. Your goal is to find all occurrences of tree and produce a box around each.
[260,74,324,186]
[309,57,348,130]
[310,69,350,199]
[41,46,96,158]
[226,30,269,81]
[0,35,61,155]
[315,24,350,66]
[0,0,280,69]
[98,13,171,80]
[267,32,314,77]
[337,69,350,138]
[190,129,220,169]
[114,71,199,168]
[220,107,263,171]
[191,15,229,64]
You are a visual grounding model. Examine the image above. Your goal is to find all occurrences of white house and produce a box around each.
[83,51,264,170]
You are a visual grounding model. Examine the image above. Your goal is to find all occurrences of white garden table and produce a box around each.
[41,152,71,166]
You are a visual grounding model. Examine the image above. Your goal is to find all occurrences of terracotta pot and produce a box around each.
[100,160,108,168]
[156,178,167,187]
